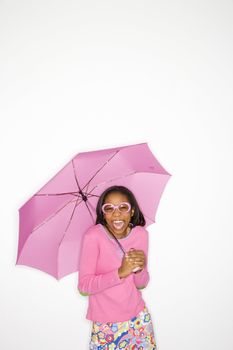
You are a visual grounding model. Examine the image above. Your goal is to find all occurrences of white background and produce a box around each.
[1,0,233,349]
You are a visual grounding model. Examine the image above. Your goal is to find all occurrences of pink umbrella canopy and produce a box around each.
[16,142,171,280]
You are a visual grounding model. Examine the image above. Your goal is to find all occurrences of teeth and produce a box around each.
[112,220,124,229]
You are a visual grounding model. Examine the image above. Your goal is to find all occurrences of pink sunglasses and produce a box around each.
[102,202,131,214]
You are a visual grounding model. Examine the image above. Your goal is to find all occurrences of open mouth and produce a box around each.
[112,220,125,230]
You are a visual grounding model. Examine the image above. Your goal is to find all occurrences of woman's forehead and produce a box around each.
[104,192,129,203]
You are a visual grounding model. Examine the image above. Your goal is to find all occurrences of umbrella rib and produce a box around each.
[81,150,120,193]
[64,197,83,233]
[84,200,96,225]
[86,171,137,196]
[72,159,82,192]
[57,198,95,260]
[31,197,83,233]
[56,197,95,277]
[143,213,155,224]
[58,196,83,247]
[87,193,100,198]
[86,177,92,198]
[35,192,80,196]
[86,170,169,197]
[85,198,97,212]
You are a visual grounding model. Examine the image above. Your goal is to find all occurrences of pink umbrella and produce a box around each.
[15,142,171,280]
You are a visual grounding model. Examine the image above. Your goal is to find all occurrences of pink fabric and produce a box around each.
[16,143,171,280]
[78,223,150,323]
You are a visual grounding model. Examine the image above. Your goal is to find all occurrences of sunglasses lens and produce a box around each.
[102,202,131,214]
[118,203,130,212]
[103,204,114,213]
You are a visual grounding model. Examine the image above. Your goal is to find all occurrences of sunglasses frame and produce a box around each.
[102,201,131,215]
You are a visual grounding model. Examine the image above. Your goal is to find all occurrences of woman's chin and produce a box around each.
[114,227,131,237]
[109,223,125,234]
[106,221,130,235]
[111,228,123,235]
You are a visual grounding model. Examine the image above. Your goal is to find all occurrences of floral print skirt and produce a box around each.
[89,305,157,349]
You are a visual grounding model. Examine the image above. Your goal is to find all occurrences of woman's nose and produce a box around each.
[112,208,121,216]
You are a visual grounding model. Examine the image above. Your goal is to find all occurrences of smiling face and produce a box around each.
[102,192,135,238]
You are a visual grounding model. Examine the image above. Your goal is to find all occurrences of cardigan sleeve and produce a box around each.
[78,231,124,296]
[134,228,150,290]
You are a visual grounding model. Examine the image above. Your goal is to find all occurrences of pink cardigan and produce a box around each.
[78,223,150,323]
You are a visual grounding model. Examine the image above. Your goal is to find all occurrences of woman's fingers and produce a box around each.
[128,257,143,263]
[125,251,145,267]
[127,250,144,258]
[127,257,144,267]
[128,251,146,266]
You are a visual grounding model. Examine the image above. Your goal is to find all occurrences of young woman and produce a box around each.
[78,185,157,349]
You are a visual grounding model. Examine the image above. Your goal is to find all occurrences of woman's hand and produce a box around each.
[127,248,146,272]
[118,248,146,278]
